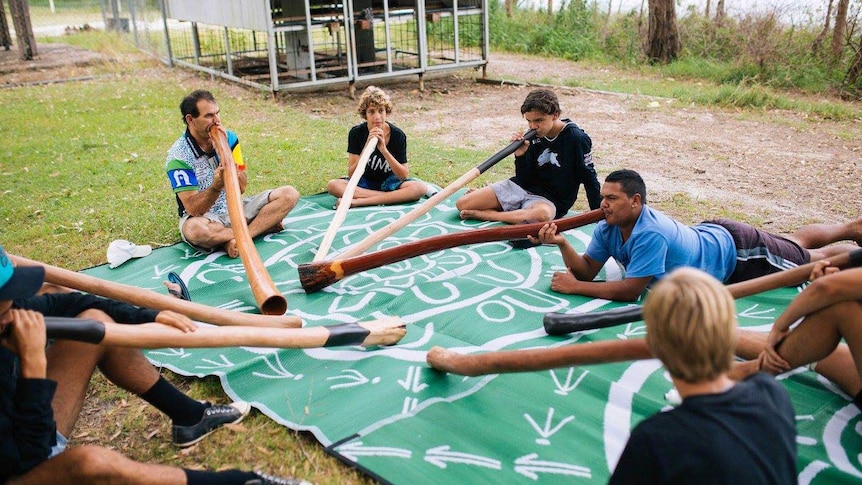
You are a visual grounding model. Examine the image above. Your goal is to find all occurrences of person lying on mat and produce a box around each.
[456,88,601,224]
[530,168,862,301]
[731,261,862,410]
[166,89,299,258]
[326,86,427,207]
[609,268,796,485]
[0,246,310,485]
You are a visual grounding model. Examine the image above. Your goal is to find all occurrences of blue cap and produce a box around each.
[0,246,45,301]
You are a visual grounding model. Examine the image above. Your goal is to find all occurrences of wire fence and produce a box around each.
[8,0,166,56]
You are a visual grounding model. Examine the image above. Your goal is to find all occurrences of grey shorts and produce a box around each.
[179,190,272,252]
[490,179,554,212]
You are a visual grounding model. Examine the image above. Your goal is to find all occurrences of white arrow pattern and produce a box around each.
[514,453,592,480]
[397,366,429,393]
[336,441,412,461]
[424,445,502,470]
[551,368,589,396]
[524,408,575,446]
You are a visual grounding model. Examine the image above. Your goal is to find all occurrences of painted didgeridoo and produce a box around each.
[299,209,604,292]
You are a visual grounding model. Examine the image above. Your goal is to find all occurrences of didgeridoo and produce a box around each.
[37,316,406,348]
[332,129,539,261]
[314,137,376,262]
[10,254,301,328]
[299,209,604,292]
[426,339,652,376]
[543,247,862,335]
[210,125,287,315]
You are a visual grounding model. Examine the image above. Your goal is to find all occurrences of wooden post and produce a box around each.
[0,0,12,50]
[7,0,36,60]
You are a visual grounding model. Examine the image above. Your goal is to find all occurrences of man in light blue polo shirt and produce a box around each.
[531,169,862,301]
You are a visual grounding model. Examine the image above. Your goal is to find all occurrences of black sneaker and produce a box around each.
[172,401,251,447]
[244,471,313,485]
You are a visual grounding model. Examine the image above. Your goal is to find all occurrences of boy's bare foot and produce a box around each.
[223,239,239,258]
[334,197,354,209]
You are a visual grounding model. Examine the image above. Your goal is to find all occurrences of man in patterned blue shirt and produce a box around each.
[165,90,298,257]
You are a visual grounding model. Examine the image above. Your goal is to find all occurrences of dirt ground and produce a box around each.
[288,54,862,235]
[4,42,860,235]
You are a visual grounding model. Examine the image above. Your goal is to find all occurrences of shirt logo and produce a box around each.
[169,169,198,189]
[537,149,560,167]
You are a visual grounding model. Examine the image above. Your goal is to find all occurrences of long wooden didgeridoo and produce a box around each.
[543,247,862,335]
[314,137,376,263]
[210,125,287,315]
[299,208,605,292]
[36,316,406,348]
[10,254,301,329]
[426,339,652,376]
[333,129,539,261]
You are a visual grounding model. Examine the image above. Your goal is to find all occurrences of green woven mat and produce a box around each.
[83,191,862,484]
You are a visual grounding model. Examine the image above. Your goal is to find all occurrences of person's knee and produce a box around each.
[182,217,216,244]
[402,181,426,201]
[326,179,345,196]
[529,203,555,222]
[64,445,123,481]
[272,185,300,210]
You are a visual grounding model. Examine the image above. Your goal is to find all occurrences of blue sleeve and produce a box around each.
[585,222,612,266]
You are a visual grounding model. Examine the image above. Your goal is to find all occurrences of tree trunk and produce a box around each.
[812,0,834,55]
[504,0,514,18]
[7,0,36,60]
[844,29,862,91]
[715,0,725,26]
[832,0,849,60]
[0,0,12,51]
[704,0,710,19]
[547,0,553,15]
[647,0,680,63]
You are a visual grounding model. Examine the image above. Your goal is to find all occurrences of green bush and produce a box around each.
[489,0,861,100]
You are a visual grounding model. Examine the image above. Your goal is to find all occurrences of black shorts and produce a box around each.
[704,218,810,284]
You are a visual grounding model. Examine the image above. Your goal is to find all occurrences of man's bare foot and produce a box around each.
[264,222,284,235]
[223,239,239,258]
[459,209,480,220]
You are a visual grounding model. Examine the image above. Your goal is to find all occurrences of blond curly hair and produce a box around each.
[357,86,393,119]
[644,268,737,383]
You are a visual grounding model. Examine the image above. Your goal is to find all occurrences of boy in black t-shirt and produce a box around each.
[326,86,427,207]
[609,268,797,485]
